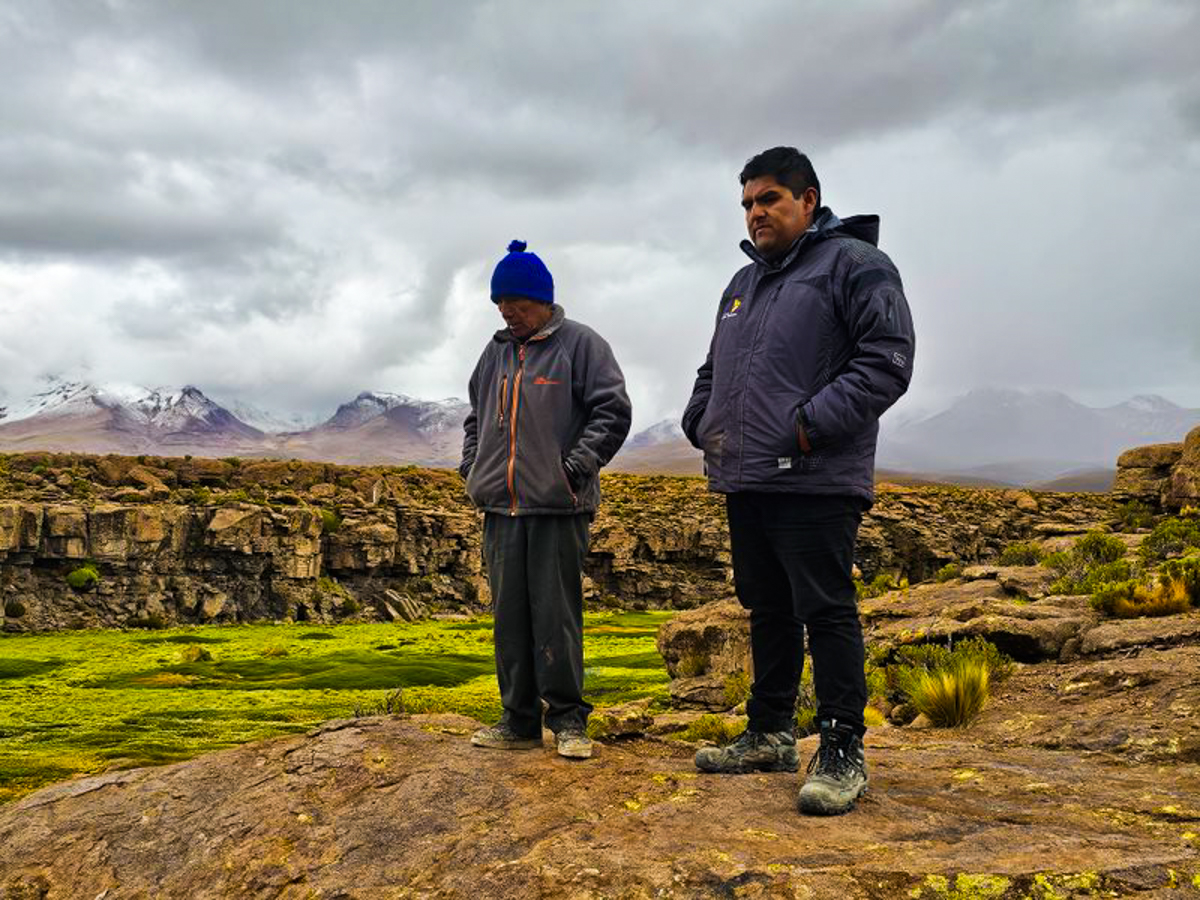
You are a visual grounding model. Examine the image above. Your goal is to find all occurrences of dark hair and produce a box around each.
[739,147,821,208]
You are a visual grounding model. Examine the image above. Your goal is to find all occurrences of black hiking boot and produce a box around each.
[797,719,868,815]
[694,728,799,774]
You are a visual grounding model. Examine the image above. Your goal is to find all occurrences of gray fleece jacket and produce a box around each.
[460,305,632,515]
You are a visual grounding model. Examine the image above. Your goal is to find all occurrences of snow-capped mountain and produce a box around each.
[878,388,1200,483]
[215,399,324,435]
[0,380,263,456]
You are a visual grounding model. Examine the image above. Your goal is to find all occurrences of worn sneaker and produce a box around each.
[470,722,542,750]
[555,728,594,759]
[797,719,868,815]
[694,728,799,774]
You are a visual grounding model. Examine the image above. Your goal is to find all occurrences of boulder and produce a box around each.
[1114,440,1185,506]
[655,596,750,680]
[587,698,654,739]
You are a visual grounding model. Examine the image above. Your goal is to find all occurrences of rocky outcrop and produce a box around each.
[1168,424,1200,510]
[1115,425,1200,511]
[655,596,751,708]
[1,714,1197,899]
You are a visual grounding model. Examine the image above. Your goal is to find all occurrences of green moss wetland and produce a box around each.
[0,610,672,804]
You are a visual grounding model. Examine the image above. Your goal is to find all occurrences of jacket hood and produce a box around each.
[740,208,881,269]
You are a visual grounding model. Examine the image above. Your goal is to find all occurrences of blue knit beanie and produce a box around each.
[490,239,554,304]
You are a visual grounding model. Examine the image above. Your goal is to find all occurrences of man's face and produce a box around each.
[741,176,817,259]
[496,296,552,339]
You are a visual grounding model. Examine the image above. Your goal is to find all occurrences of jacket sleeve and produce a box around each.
[459,355,482,479]
[681,350,712,450]
[565,330,632,479]
[799,242,915,449]
[682,284,734,448]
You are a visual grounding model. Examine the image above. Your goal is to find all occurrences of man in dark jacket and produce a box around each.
[461,240,632,760]
[682,147,914,814]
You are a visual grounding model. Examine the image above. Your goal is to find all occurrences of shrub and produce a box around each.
[935,563,963,582]
[3,600,26,618]
[1139,516,1200,563]
[998,541,1044,566]
[66,564,100,591]
[673,714,743,745]
[319,509,343,534]
[1043,531,1131,594]
[1115,500,1155,531]
[260,646,289,658]
[909,657,990,727]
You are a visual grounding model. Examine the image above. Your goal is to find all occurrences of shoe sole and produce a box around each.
[470,736,542,750]
[797,784,868,816]
[557,746,593,759]
[695,758,799,774]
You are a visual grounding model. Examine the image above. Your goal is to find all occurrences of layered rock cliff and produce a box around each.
[0,452,1131,632]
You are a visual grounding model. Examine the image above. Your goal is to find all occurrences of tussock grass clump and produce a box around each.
[723,670,751,707]
[1091,557,1200,618]
[909,658,990,728]
[998,541,1044,566]
[674,714,744,745]
[180,645,212,663]
[674,650,708,678]
[65,563,100,591]
[886,637,1012,729]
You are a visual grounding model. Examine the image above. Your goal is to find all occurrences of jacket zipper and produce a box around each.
[506,345,525,515]
[497,375,507,428]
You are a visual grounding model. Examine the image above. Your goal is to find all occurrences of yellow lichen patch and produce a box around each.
[951,769,979,781]
[623,799,642,811]
[742,828,778,840]
[668,788,700,803]
[1023,782,1054,793]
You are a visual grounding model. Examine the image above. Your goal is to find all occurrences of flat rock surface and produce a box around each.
[2,713,1198,899]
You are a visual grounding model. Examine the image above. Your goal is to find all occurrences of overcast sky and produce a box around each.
[1,0,1198,430]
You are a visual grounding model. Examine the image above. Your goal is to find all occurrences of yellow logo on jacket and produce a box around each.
[721,296,742,321]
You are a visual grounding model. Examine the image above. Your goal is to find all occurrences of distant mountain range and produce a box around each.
[1,381,1196,488]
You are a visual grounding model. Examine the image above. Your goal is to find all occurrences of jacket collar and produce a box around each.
[739,208,881,271]
[493,303,565,344]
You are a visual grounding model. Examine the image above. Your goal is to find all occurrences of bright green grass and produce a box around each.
[0,610,672,804]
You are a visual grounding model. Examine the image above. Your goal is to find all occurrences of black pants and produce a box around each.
[726,492,867,735]
[482,512,592,736]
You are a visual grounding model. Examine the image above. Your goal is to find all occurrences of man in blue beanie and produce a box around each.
[460,240,632,760]
[682,148,915,814]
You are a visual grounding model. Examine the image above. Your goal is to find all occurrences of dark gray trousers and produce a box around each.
[482,512,592,736]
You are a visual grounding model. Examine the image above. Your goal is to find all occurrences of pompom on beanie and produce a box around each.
[490,240,554,304]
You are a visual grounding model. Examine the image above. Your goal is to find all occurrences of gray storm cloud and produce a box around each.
[0,0,1198,425]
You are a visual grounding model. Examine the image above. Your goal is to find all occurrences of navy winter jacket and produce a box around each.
[682,209,915,504]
